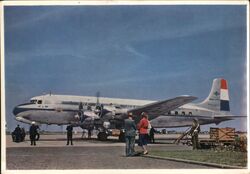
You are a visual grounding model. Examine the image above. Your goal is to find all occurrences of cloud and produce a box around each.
[5,7,75,30]
[125,45,148,59]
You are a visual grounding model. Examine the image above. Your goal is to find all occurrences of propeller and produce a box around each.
[77,102,85,123]
[77,92,107,124]
[94,91,103,117]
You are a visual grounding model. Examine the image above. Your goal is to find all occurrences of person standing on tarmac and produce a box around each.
[124,113,137,157]
[13,125,22,142]
[190,119,201,150]
[149,127,156,143]
[66,125,73,145]
[29,122,38,146]
[137,112,149,155]
[88,127,92,139]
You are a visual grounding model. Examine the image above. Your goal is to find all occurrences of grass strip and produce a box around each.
[149,150,247,167]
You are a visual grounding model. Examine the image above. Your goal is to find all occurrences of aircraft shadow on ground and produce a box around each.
[21,137,175,144]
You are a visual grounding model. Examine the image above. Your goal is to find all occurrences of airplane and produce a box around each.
[12,78,245,141]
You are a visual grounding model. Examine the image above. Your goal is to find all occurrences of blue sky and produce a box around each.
[4,5,247,132]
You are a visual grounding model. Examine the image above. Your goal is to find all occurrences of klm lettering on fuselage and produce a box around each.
[214,91,220,96]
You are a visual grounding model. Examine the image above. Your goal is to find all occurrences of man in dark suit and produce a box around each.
[13,125,22,142]
[149,127,156,143]
[66,125,73,145]
[124,113,137,157]
[29,122,38,146]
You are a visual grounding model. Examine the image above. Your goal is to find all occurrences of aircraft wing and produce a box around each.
[128,96,197,119]
[153,114,247,120]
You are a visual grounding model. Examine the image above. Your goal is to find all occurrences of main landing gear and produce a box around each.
[97,132,108,141]
[97,129,125,142]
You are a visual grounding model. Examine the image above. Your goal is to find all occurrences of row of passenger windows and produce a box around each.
[61,101,137,109]
[29,99,193,116]
[168,111,193,116]
[30,99,136,109]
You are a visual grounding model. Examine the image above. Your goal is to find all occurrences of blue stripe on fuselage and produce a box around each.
[13,107,76,115]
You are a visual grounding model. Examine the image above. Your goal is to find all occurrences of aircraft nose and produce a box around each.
[13,106,21,116]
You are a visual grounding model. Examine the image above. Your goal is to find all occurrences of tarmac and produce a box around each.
[5,133,215,170]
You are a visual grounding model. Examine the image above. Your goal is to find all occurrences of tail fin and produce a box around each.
[198,78,230,112]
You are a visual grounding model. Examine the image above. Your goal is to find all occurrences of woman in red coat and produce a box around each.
[137,112,149,155]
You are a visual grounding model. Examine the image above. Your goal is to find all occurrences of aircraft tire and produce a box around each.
[97,132,107,141]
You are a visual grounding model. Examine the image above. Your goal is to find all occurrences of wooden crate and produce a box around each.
[111,129,121,136]
[210,127,235,141]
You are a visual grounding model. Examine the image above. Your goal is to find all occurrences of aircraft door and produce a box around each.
[37,100,43,108]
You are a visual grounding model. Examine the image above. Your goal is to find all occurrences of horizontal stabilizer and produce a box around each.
[155,115,247,121]
[213,115,247,119]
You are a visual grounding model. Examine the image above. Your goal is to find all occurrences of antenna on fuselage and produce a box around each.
[96,91,100,105]
[49,91,51,96]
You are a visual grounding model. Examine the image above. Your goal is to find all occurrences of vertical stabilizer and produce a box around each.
[198,78,230,112]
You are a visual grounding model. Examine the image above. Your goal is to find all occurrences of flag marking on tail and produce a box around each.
[221,79,228,89]
[220,79,230,111]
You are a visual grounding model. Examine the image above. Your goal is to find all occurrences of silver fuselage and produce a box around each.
[13,94,232,128]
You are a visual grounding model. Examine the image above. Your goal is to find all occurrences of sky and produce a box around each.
[3,5,247,132]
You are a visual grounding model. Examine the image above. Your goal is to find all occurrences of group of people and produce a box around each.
[66,125,94,145]
[13,122,39,145]
[12,125,26,142]
[124,112,153,157]
[14,113,200,151]
[81,127,93,139]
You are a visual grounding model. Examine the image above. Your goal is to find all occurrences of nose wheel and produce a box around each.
[97,132,108,141]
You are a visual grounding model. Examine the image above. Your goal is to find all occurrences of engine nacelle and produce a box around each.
[83,111,100,119]
[103,121,111,129]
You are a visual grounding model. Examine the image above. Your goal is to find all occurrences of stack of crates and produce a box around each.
[210,127,235,141]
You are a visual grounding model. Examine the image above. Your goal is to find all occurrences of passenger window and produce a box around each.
[168,111,171,115]
[175,111,178,115]
[37,100,42,104]
[189,112,192,116]
[182,112,185,115]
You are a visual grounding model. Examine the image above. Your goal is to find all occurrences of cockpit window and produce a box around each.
[30,100,37,104]
[37,100,42,104]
